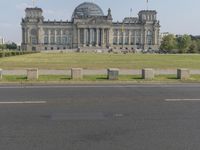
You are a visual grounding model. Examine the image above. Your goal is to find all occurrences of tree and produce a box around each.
[177,34,192,53]
[6,42,17,50]
[196,40,200,53]
[188,40,198,53]
[0,44,6,50]
[160,34,177,53]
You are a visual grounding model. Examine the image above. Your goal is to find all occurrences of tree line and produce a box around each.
[0,42,18,50]
[160,34,200,53]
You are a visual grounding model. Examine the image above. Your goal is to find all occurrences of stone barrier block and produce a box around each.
[177,68,190,80]
[71,68,83,80]
[107,68,119,80]
[0,69,2,80]
[27,68,38,80]
[142,68,155,80]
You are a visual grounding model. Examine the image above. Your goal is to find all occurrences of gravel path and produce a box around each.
[2,69,200,75]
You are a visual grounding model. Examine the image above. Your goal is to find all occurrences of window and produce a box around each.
[113,37,117,45]
[31,37,37,44]
[62,37,68,44]
[147,30,153,45]
[30,29,37,44]
[50,36,55,44]
[56,36,61,44]
[44,37,48,44]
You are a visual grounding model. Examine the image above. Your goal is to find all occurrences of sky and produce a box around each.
[0,0,200,44]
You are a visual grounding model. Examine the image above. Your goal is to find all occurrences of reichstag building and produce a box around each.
[21,2,160,51]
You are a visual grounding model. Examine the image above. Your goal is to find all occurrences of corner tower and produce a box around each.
[21,7,44,51]
[138,10,160,50]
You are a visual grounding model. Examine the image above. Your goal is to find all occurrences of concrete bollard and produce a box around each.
[27,68,38,80]
[142,68,155,80]
[107,68,119,80]
[0,69,2,80]
[71,68,83,80]
[177,68,190,80]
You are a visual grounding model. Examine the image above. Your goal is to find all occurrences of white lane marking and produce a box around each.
[165,99,200,102]
[0,101,47,104]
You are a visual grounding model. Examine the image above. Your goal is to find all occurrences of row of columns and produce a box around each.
[46,29,70,45]
[113,29,159,46]
[77,28,110,47]
[115,30,140,45]
[22,28,71,45]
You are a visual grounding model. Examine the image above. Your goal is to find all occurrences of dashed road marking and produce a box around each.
[165,99,200,102]
[0,101,47,104]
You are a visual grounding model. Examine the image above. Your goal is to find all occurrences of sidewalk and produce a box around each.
[2,69,200,75]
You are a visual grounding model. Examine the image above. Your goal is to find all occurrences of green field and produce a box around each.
[0,53,200,70]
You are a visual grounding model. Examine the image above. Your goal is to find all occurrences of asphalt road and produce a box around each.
[0,84,200,150]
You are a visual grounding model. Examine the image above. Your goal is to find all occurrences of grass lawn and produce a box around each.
[0,53,200,70]
[1,75,200,83]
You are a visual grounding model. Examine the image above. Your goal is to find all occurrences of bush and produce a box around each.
[0,51,39,58]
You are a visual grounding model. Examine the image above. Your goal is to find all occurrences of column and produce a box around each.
[27,28,30,44]
[83,28,87,47]
[143,28,147,49]
[117,29,119,45]
[153,28,158,45]
[128,30,131,45]
[101,28,104,47]
[96,28,99,47]
[140,30,143,45]
[48,29,51,44]
[108,28,113,47]
[135,31,137,45]
[106,29,109,47]
[38,27,43,44]
[122,31,125,47]
[77,28,80,47]
[22,28,25,44]
[61,29,63,45]
[89,28,92,47]
[157,29,160,46]
[55,30,57,44]
[144,29,147,45]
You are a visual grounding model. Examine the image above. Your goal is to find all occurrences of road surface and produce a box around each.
[0,84,200,150]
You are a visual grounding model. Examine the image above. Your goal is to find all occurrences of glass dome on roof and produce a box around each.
[72,2,104,19]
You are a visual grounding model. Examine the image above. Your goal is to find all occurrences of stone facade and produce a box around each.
[21,2,160,52]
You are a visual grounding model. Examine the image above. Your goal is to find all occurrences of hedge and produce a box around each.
[0,51,39,58]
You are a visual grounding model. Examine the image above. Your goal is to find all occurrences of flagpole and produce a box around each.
[146,0,149,10]
[130,8,132,18]
[32,0,36,7]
